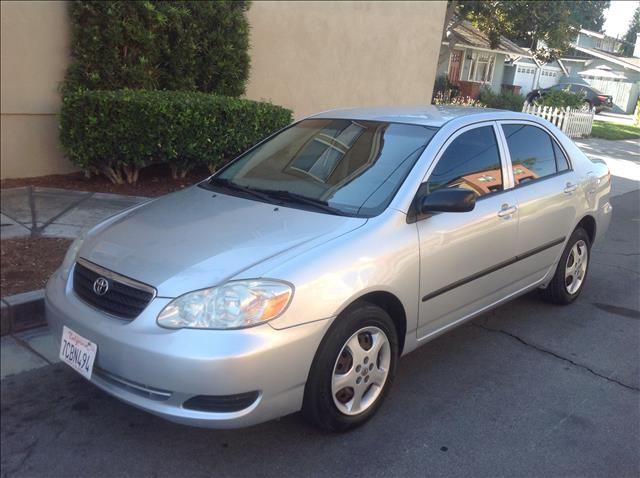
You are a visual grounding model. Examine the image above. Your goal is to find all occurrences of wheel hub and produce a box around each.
[565,239,588,295]
[331,326,391,415]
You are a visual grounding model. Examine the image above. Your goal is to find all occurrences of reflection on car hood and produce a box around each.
[79,186,367,297]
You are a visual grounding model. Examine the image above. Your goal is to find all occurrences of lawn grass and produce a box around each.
[591,120,640,140]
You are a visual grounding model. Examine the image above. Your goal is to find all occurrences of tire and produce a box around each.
[302,302,398,432]
[539,227,591,305]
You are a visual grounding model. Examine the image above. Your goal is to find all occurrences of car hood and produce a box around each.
[79,186,367,297]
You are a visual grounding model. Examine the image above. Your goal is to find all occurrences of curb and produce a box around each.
[0,289,46,336]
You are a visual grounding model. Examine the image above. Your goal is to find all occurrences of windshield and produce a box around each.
[205,118,438,217]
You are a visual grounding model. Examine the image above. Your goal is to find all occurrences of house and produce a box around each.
[503,57,564,96]
[450,164,536,196]
[0,1,448,179]
[502,29,640,114]
[437,20,531,98]
[562,29,640,114]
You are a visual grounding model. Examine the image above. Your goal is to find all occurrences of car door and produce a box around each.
[415,123,519,340]
[498,122,578,285]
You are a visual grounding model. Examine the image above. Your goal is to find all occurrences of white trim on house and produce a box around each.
[557,59,568,76]
[579,28,605,40]
[571,45,640,72]
[467,50,497,84]
[441,41,530,58]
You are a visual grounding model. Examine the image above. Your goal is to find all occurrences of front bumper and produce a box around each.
[45,269,332,428]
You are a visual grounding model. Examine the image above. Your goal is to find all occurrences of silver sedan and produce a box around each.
[46,106,612,431]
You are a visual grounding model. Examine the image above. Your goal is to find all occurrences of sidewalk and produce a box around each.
[1,327,59,379]
[1,187,148,377]
[574,137,640,197]
[1,187,147,240]
[594,111,636,125]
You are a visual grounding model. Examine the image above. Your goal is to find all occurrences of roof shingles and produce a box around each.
[446,20,530,57]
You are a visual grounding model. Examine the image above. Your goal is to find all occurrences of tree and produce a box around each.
[620,6,640,56]
[444,1,611,63]
[568,1,610,33]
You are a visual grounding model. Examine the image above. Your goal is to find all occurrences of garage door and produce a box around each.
[539,68,560,89]
[514,66,536,95]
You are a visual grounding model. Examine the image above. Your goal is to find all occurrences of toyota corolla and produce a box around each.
[46,106,612,431]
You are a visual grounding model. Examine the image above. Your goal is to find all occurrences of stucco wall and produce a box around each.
[1,0,446,179]
[245,1,447,118]
[1,0,74,179]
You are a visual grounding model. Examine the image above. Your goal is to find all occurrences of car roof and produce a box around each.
[552,83,599,91]
[308,105,532,128]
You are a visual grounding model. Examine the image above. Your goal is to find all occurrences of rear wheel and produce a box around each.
[539,227,591,304]
[302,302,398,432]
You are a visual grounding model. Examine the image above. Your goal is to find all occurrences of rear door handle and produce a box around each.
[564,183,578,194]
[497,204,518,218]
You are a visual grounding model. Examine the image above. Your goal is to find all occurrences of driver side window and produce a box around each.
[426,126,503,198]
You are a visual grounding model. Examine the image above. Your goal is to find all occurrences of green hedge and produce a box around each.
[60,90,293,183]
[479,88,525,112]
[63,1,250,96]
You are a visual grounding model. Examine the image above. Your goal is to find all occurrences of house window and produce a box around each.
[468,52,496,83]
[288,120,365,182]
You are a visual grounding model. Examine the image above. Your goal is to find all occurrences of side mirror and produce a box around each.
[420,188,476,214]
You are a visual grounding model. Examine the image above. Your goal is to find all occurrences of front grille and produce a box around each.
[183,392,260,413]
[73,258,155,320]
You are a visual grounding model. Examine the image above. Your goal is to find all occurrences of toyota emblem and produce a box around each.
[93,277,109,296]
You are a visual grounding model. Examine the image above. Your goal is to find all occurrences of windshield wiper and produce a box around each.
[208,178,348,215]
[263,190,348,215]
[208,177,274,202]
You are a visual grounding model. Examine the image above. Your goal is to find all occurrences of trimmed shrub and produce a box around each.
[479,88,525,111]
[63,1,250,96]
[60,90,293,183]
[534,88,585,109]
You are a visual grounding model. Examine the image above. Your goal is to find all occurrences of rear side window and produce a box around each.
[552,141,570,172]
[503,124,568,185]
[426,126,503,197]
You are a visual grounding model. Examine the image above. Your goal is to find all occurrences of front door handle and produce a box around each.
[564,182,578,194]
[497,204,518,218]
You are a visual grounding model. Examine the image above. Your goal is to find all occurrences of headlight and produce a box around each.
[157,280,293,330]
[60,232,87,281]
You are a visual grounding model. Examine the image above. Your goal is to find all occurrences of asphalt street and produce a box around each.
[1,178,639,478]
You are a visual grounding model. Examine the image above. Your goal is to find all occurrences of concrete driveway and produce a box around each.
[1,141,638,478]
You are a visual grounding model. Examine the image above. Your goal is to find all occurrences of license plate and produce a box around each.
[59,326,97,380]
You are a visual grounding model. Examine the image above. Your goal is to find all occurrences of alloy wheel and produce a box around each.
[565,239,588,295]
[331,326,391,416]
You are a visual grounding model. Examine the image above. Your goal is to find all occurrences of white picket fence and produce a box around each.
[522,103,595,138]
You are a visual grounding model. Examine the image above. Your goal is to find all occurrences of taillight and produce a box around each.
[597,95,609,101]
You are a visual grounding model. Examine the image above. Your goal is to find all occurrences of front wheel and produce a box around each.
[302,302,398,432]
[539,227,591,304]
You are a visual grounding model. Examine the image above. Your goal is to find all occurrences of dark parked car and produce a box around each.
[526,83,613,112]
